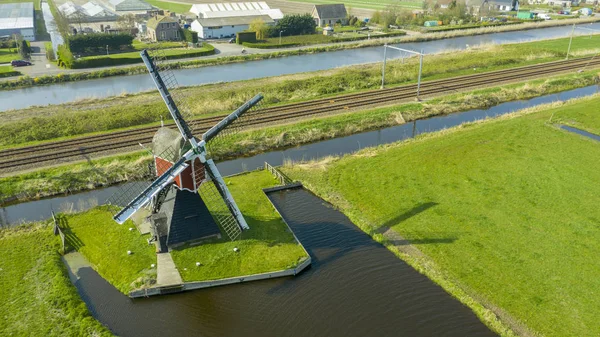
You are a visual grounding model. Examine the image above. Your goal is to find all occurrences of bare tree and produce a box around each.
[118,14,137,31]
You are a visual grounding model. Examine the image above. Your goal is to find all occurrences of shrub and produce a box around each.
[237,31,257,44]
[45,42,55,61]
[274,14,317,36]
[68,33,134,54]
[181,29,198,43]
[57,44,74,68]
[0,41,17,48]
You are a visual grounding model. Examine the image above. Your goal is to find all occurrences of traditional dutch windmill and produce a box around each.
[109,49,262,252]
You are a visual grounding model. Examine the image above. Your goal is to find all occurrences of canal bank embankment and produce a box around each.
[1,72,599,209]
[0,222,112,336]
[281,101,600,337]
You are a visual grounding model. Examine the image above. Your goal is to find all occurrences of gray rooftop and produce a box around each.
[313,4,347,19]
[0,2,34,30]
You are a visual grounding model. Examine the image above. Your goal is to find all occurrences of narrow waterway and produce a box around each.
[1,23,599,111]
[1,84,598,226]
[62,187,497,337]
[560,125,600,141]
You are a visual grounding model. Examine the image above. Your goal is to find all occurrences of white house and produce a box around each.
[189,2,283,21]
[191,14,274,39]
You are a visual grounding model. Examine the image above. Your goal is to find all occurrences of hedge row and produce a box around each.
[68,33,134,53]
[71,45,215,69]
[243,31,407,49]
[0,70,21,78]
[181,29,198,43]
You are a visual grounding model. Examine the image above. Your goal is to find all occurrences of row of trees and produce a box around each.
[371,2,472,28]
[249,13,317,39]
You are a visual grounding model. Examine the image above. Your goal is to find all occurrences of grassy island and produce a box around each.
[53,170,307,294]
[282,96,600,337]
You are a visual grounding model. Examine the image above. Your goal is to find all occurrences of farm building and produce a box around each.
[467,0,518,13]
[191,14,274,38]
[147,15,181,41]
[58,1,117,22]
[311,4,347,27]
[0,2,35,41]
[189,2,283,21]
[109,0,153,12]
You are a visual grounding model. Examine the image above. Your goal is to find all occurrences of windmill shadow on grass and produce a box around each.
[374,202,457,246]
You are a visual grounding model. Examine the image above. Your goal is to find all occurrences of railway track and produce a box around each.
[2,56,599,172]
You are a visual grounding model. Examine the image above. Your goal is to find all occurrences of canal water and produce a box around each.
[63,187,497,337]
[1,84,598,226]
[2,23,599,111]
[560,125,600,141]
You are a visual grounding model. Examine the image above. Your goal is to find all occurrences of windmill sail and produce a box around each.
[108,49,263,243]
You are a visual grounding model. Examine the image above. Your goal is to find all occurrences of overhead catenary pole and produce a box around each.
[381,44,424,100]
[417,49,424,101]
[566,24,575,60]
[566,25,600,60]
[381,44,387,89]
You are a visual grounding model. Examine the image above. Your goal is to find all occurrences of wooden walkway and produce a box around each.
[156,252,183,286]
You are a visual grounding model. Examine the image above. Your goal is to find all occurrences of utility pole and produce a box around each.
[566,24,575,60]
[106,45,109,56]
[417,49,424,101]
[279,30,283,45]
[381,43,387,89]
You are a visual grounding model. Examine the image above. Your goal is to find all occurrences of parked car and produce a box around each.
[228,37,236,43]
[11,60,32,67]
[538,13,552,20]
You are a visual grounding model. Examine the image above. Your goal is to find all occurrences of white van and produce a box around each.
[538,13,552,20]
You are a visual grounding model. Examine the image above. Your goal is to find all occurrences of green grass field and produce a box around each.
[0,224,112,336]
[283,97,600,336]
[171,171,309,281]
[0,48,18,63]
[290,0,422,11]
[0,65,21,78]
[61,206,157,294]
[144,0,191,13]
[552,99,600,134]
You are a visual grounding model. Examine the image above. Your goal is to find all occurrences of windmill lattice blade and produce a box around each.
[199,180,242,241]
[204,94,264,159]
[141,49,193,140]
[145,48,203,137]
[107,145,182,224]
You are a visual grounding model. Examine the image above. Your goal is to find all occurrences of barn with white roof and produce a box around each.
[0,2,35,41]
[189,2,282,39]
[191,14,274,39]
[189,2,283,20]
